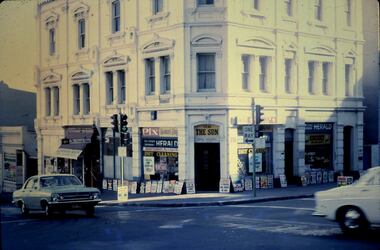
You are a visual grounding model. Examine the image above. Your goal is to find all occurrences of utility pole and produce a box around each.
[251,98,256,197]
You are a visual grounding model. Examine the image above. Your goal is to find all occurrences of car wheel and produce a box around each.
[42,203,53,217]
[339,207,368,234]
[85,206,95,217]
[20,202,29,215]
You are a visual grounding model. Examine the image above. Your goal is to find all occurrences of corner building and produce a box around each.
[35,0,364,191]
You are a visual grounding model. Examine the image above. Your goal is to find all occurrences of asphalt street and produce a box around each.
[1,198,379,250]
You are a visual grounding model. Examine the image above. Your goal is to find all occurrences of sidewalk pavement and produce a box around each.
[98,182,337,207]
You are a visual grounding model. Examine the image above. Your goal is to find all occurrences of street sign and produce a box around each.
[243,125,255,144]
[118,146,127,157]
[255,137,266,149]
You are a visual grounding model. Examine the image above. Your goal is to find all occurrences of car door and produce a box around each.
[364,170,380,223]
[22,177,37,208]
[28,177,43,210]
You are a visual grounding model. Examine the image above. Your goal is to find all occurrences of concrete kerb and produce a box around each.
[98,194,315,208]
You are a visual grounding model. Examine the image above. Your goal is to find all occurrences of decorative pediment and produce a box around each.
[305,45,336,56]
[142,37,175,53]
[236,37,275,50]
[71,70,91,81]
[72,3,90,20]
[284,42,297,52]
[344,49,357,58]
[103,55,127,67]
[45,12,59,29]
[191,34,222,47]
[42,72,62,84]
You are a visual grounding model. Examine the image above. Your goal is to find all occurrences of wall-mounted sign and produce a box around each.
[195,125,220,137]
[142,127,178,138]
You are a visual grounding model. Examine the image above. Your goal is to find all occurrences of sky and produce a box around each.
[0,0,37,93]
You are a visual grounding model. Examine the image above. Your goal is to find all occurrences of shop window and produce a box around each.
[160,56,171,94]
[78,18,86,49]
[305,123,333,169]
[197,53,215,91]
[45,88,51,117]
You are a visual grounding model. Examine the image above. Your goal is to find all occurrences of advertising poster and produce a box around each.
[260,175,268,189]
[156,157,168,172]
[144,156,155,175]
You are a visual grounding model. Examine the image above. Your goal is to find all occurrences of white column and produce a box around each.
[178,127,187,181]
[273,126,285,177]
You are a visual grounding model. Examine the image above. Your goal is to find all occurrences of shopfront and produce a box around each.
[141,127,178,181]
[305,123,334,169]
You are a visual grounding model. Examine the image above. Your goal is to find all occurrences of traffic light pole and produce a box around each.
[251,98,256,197]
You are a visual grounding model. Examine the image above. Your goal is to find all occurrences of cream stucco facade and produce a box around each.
[35,0,365,191]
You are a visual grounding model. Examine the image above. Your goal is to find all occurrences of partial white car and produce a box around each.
[313,166,380,234]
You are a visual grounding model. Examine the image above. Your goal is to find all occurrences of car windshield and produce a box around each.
[40,176,82,188]
[355,170,380,186]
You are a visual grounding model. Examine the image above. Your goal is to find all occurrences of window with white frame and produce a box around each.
[49,28,56,55]
[117,70,126,104]
[83,83,90,115]
[345,64,352,96]
[73,84,80,115]
[259,56,268,92]
[314,0,322,21]
[197,53,215,91]
[197,0,214,6]
[345,0,352,26]
[111,0,120,33]
[45,88,51,116]
[105,71,114,104]
[161,56,171,94]
[78,18,85,49]
[284,58,293,93]
[242,55,250,91]
[145,58,155,95]
[285,0,293,16]
[308,61,316,94]
[53,87,60,116]
[322,62,330,95]
[152,0,163,15]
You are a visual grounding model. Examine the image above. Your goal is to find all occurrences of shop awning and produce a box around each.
[56,143,87,160]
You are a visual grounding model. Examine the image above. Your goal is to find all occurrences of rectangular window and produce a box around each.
[45,88,51,116]
[49,28,55,55]
[146,58,155,95]
[242,55,250,90]
[73,84,80,115]
[253,0,259,10]
[83,83,90,115]
[308,61,315,94]
[152,0,163,15]
[345,64,351,96]
[197,53,215,91]
[259,56,268,92]
[118,70,126,104]
[345,0,352,26]
[53,87,59,116]
[322,62,329,95]
[78,19,85,49]
[161,56,171,93]
[112,0,120,33]
[315,0,322,21]
[284,59,292,93]
[106,72,114,104]
[197,0,214,6]
[285,0,293,16]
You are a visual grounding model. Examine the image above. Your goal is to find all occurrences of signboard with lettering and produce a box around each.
[117,186,128,202]
[174,181,184,195]
[279,174,287,188]
[219,178,231,193]
[143,156,155,175]
[244,178,253,191]
[194,125,220,137]
[142,127,178,138]
[186,180,196,194]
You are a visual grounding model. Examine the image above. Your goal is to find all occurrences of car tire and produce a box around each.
[339,207,368,234]
[85,206,95,217]
[42,203,53,217]
[20,202,29,215]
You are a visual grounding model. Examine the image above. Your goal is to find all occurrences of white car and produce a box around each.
[313,166,380,234]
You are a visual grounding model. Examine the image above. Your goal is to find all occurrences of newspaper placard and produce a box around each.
[186,180,196,194]
[328,171,334,182]
[145,181,152,193]
[130,182,137,194]
[279,174,287,188]
[102,179,107,190]
[168,180,176,193]
[322,171,328,183]
[143,156,155,175]
[316,171,322,184]
[151,181,158,193]
[244,178,253,191]
[113,179,118,191]
[256,176,260,189]
[163,181,170,193]
[310,172,317,184]
[140,182,145,193]
[117,186,128,202]
[157,180,163,193]
[174,181,184,195]
[267,175,274,189]
[219,178,231,193]
[337,176,347,186]
[260,175,268,189]
[300,175,308,186]
[107,179,113,190]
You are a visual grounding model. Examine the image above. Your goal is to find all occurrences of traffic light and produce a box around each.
[111,114,119,132]
[120,114,128,134]
[255,105,264,125]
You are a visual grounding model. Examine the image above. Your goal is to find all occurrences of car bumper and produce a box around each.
[48,199,101,209]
